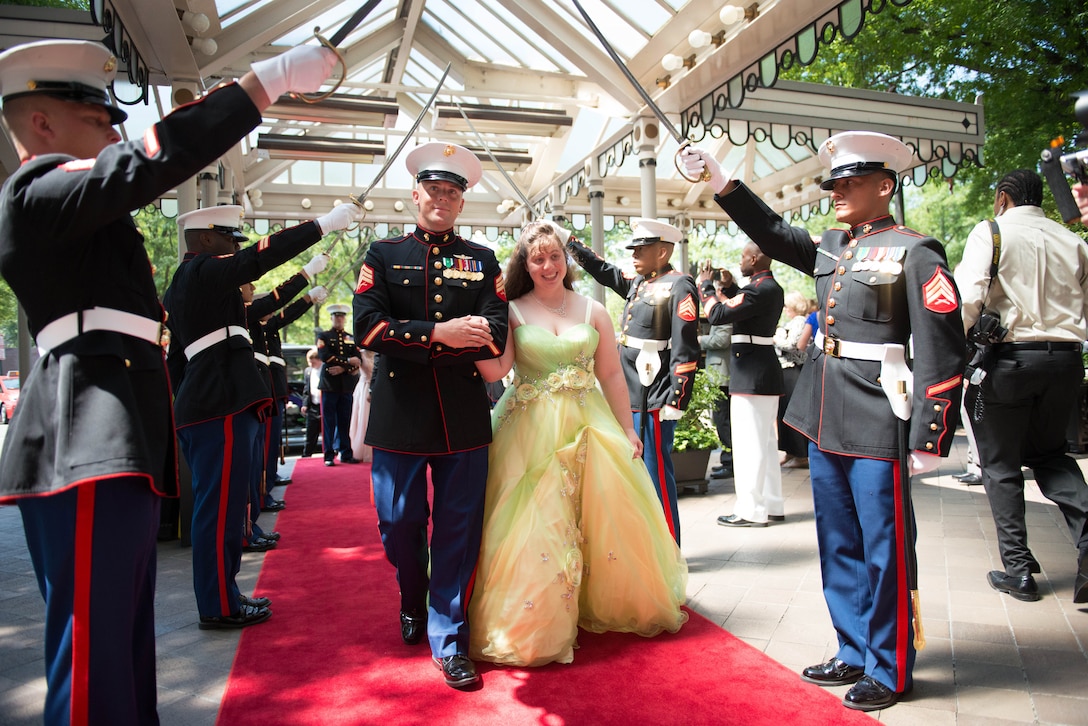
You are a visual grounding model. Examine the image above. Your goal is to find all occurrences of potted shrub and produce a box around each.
[672,367,726,493]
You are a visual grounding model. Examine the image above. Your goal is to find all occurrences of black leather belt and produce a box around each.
[992,341,1081,352]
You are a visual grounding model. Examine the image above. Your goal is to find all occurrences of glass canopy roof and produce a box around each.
[0,0,983,234]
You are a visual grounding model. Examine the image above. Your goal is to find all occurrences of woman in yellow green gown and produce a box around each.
[470,221,688,667]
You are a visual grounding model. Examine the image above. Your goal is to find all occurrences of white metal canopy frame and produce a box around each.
[0,0,983,237]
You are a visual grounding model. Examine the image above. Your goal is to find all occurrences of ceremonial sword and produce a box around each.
[293,0,383,104]
[453,99,537,216]
[316,63,450,255]
[571,0,710,183]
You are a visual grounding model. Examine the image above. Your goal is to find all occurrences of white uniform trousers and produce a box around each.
[730,394,783,523]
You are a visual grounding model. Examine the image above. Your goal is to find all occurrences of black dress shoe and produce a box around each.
[324,460,335,467]
[843,675,902,711]
[1074,551,1088,603]
[400,610,426,645]
[987,570,1040,601]
[710,467,734,480]
[261,499,286,513]
[199,604,272,630]
[261,530,281,542]
[243,536,278,553]
[954,472,982,485]
[274,476,292,485]
[768,515,786,522]
[432,654,479,688]
[800,658,864,686]
[717,514,767,528]
[340,456,359,464]
[239,593,271,609]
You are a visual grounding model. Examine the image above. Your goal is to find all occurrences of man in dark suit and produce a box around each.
[0,37,335,724]
[353,142,508,689]
[699,243,785,527]
[683,132,965,711]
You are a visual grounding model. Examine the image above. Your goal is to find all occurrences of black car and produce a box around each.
[280,343,318,453]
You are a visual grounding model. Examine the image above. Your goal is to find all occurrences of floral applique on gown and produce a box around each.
[469,301,688,667]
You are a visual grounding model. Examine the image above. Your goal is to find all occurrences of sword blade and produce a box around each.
[328,0,382,48]
[453,99,536,215]
[354,62,452,202]
[571,0,685,144]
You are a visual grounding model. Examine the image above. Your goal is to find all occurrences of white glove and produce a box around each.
[315,202,364,235]
[302,253,330,279]
[908,451,941,476]
[547,219,571,242]
[251,46,338,101]
[680,146,730,194]
[660,405,684,421]
[307,286,328,305]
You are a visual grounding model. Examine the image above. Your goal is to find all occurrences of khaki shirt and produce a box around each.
[955,205,1088,343]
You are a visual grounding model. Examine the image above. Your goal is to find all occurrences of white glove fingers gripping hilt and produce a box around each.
[675,140,712,184]
[290,32,347,104]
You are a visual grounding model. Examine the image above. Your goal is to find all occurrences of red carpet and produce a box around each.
[217,457,876,726]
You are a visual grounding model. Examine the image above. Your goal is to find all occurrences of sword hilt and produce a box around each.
[675,140,713,184]
[289,30,347,105]
[911,588,925,649]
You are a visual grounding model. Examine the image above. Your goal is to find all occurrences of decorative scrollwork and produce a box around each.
[682,0,913,143]
[597,132,634,178]
[90,0,151,107]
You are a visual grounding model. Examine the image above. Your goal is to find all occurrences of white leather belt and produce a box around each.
[815,332,888,362]
[621,334,670,351]
[37,307,162,355]
[268,355,286,367]
[254,352,270,365]
[184,325,251,360]
[731,334,774,345]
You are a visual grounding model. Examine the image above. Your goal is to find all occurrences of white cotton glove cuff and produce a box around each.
[315,203,363,235]
[302,253,330,278]
[250,46,337,101]
[660,405,684,421]
[908,451,941,475]
[307,286,328,304]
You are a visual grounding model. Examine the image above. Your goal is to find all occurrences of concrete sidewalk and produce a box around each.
[1,431,1087,724]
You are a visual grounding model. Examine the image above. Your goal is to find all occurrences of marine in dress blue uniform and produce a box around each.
[684,133,965,711]
[699,244,785,527]
[565,218,701,545]
[264,286,319,488]
[317,303,361,465]
[243,274,315,546]
[0,39,336,725]
[165,203,360,631]
[353,142,508,688]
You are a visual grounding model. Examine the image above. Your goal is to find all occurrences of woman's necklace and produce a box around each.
[533,290,567,317]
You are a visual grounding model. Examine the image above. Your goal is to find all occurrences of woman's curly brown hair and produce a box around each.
[503,220,577,301]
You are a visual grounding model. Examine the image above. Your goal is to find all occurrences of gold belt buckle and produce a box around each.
[823,336,841,357]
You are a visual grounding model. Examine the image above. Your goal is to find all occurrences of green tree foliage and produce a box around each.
[781,0,1088,253]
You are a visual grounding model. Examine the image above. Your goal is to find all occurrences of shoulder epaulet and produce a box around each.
[891,225,925,239]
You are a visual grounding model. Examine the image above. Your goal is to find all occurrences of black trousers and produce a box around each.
[970,347,1088,576]
[778,365,809,458]
[303,404,321,456]
[712,385,732,467]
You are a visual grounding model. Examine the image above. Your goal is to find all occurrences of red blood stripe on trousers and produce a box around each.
[892,464,909,693]
[218,415,235,614]
[71,482,96,726]
[651,411,677,540]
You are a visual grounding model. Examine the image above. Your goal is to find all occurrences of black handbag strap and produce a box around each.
[984,219,1001,293]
